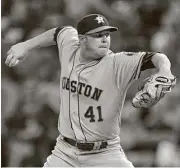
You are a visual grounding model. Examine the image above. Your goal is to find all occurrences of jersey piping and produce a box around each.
[68,48,79,140]
[77,60,101,141]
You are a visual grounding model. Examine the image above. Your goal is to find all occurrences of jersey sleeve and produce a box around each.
[53,26,79,63]
[113,52,145,90]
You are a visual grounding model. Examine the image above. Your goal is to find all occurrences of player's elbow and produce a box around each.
[152,53,171,70]
[153,53,170,63]
[153,53,168,59]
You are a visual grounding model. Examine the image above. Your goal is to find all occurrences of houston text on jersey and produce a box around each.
[62,77,103,101]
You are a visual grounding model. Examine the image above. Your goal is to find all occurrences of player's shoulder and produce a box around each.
[118,51,146,57]
[58,26,78,38]
[109,51,146,63]
[65,26,78,34]
[111,51,146,60]
[56,26,79,44]
[105,51,145,62]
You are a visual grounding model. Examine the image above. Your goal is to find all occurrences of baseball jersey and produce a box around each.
[54,26,155,142]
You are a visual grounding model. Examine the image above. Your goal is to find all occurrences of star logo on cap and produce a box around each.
[95,16,104,24]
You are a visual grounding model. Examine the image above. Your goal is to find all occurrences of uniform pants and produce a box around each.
[43,134,134,167]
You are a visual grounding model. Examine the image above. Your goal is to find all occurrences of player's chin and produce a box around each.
[98,48,108,57]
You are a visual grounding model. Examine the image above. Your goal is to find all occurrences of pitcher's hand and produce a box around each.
[5,42,30,67]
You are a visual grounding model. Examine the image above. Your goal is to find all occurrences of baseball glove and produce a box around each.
[132,74,177,108]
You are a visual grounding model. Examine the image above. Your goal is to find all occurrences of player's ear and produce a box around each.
[78,35,86,44]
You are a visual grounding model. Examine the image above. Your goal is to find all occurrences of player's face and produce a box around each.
[85,30,111,58]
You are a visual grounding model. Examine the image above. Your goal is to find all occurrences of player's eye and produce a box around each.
[89,32,110,38]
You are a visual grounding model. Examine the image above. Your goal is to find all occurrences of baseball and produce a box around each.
[15,60,19,65]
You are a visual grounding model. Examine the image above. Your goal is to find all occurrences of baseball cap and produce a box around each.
[77,14,118,35]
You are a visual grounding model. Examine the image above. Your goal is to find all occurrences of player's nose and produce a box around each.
[101,35,108,43]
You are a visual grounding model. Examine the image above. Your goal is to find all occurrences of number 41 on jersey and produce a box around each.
[84,106,103,122]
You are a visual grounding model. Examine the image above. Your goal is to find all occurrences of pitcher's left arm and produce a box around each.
[132,53,177,108]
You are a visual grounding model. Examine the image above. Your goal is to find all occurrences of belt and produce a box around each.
[63,137,108,151]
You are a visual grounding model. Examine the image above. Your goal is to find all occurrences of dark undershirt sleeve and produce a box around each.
[53,26,66,43]
[140,52,159,71]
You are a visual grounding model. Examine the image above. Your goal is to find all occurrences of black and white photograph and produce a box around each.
[1,0,180,167]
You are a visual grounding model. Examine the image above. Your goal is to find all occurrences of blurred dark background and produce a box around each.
[1,0,180,167]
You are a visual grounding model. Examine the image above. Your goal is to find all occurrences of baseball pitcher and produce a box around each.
[5,14,176,167]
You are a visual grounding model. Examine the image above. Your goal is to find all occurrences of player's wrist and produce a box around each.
[21,41,34,52]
